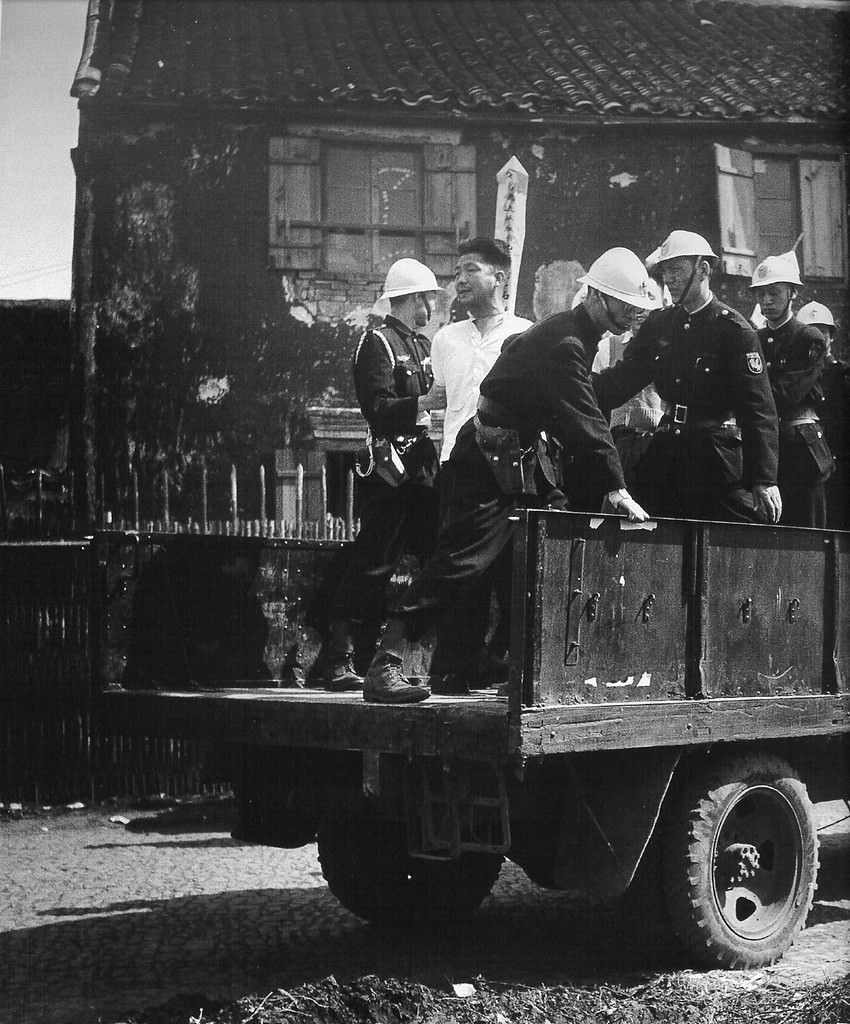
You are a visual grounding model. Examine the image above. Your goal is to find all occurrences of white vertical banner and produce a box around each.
[494,156,529,315]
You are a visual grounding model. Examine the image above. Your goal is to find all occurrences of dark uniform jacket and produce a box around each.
[478,305,625,495]
[593,297,779,488]
[759,315,833,484]
[354,315,437,479]
[759,316,827,417]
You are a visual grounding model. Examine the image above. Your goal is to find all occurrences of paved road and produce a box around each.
[1,798,848,1024]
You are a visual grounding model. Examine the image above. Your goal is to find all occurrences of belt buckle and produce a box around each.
[673,404,688,426]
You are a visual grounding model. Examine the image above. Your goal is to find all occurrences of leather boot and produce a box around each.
[364,650,430,704]
[325,619,364,691]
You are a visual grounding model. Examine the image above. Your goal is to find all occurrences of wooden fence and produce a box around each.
[0,538,239,804]
[0,461,360,542]
[0,453,377,802]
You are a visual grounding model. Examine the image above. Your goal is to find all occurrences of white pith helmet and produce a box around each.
[750,250,803,289]
[797,301,835,329]
[378,258,442,301]
[577,247,657,310]
[656,230,718,263]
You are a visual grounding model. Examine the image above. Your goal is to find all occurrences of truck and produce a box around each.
[94,508,849,969]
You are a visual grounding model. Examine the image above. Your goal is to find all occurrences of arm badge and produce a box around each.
[745,351,764,374]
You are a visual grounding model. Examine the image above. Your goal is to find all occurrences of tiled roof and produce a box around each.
[72,0,850,121]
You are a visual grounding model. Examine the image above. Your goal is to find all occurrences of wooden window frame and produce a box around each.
[716,144,847,281]
[269,134,476,277]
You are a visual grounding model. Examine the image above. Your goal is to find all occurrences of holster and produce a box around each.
[789,421,835,482]
[371,437,407,487]
[474,415,529,494]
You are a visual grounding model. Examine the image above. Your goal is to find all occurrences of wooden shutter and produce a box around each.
[268,136,321,270]
[424,144,477,276]
[715,144,757,277]
[799,158,846,279]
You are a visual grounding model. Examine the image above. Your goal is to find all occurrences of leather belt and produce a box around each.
[658,403,736,432]
[477,394,531,434]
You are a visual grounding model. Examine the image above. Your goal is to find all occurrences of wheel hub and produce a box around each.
[717,842,761,888]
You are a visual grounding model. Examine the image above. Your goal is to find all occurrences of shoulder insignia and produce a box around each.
[354,328,394,367]
[745,351,764,375]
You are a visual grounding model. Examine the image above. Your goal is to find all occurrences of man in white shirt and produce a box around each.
[427,237,533,691]
[431,237,533,463]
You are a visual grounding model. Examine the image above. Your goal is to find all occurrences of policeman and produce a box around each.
[750,253,834,527]
[798,301,848,529]
[321,258,443,690]
[361,247,652,704]
[594,230,781,523]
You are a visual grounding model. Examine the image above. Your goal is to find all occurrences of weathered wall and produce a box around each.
[471,125,849,332]
[73,116,849,522]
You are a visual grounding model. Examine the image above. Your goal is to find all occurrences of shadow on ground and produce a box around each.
[2,811,847,1024]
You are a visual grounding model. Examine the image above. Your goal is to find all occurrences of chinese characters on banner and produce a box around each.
[494,156,529,315]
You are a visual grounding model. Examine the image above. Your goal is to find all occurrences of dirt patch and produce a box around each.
[92,973,850,1024]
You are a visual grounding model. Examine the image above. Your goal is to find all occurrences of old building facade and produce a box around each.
[68,0,849,525]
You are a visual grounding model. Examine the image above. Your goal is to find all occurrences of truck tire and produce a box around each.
[662,752,818,969]
[317,803,503,925]
[408,850,504,921]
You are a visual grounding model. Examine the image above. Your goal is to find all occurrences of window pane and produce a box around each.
[326,231,370,273]
[373,150,420,226]
[375,234,417,276]
[754,157,797,260]
[326,148,369,223]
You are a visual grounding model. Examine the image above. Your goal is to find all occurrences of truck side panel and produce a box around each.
[524,512,848,708]
[701,525,833,697]
[533,514,691,704]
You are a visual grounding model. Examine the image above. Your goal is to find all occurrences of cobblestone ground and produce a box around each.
[0,798,847,1024]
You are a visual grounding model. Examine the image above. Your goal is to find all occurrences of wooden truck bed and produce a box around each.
[97,510,850,762]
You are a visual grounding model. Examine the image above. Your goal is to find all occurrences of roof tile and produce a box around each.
[72,0,850,121]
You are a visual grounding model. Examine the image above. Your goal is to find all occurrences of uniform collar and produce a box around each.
[570,303,606,354]
[765,312,794,332]
[384,315,419,342]
[683,293,714,318]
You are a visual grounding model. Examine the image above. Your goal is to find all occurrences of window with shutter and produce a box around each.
[269,136,476,274]
[715,145,846,280]
[715,144,757,277]
[799,159,846,279]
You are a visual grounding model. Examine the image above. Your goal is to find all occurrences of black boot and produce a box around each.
[325,619,364,691]
[364,650,430,704]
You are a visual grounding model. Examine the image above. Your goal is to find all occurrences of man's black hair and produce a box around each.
[458,236,512,272]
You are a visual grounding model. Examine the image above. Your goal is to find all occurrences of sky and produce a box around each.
[0,0,88,300]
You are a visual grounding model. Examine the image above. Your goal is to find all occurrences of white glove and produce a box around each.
[606,488,650,522]
[752,484,782,524]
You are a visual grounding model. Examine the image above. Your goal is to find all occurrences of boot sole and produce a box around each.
[325,679,364,692]
[363,690,431,704]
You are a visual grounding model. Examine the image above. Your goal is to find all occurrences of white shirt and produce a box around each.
[431,311,533,461]
[592,332,663,433]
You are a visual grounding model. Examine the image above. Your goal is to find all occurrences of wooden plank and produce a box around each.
[519,694,850,757]
[702,524,829,696]
[101,689,514,762]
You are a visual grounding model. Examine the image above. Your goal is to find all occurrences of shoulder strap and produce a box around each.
[354,328,395,367]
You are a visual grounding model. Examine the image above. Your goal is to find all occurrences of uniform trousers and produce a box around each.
[777,428,830,528]
[330,473,440,658]
[630,426,758,523]
[393,422,564,682]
